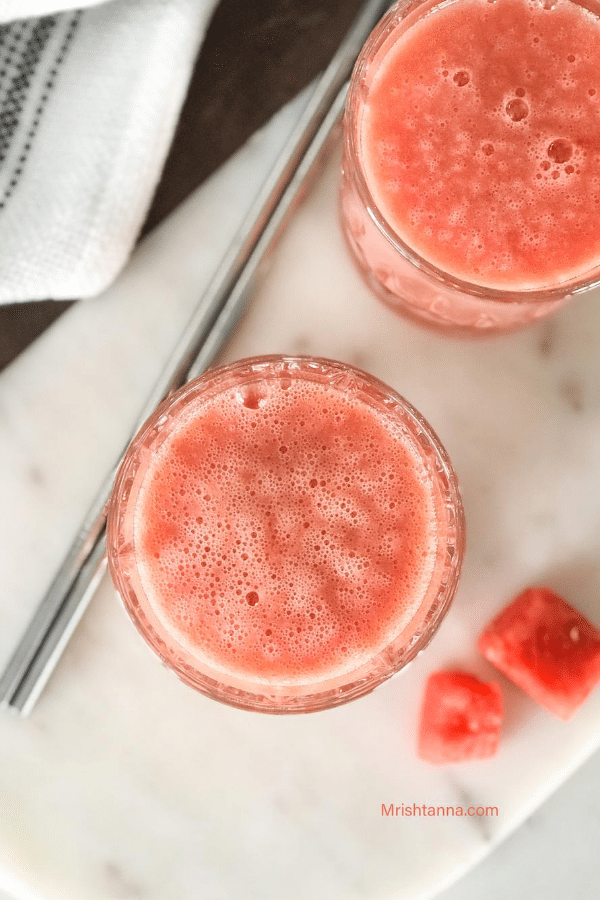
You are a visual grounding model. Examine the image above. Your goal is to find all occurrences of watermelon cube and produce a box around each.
[418,671,503,764]
[478,587,600,721]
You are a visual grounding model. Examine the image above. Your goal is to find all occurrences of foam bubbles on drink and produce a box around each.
[360,0,600,288]
[134,376,438,685]
[505,97,529,121]
[547,137,572,163]
[453,70,470,86]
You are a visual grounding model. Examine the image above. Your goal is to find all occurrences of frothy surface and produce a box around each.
[133,374,437,685]
[361,0,600,290]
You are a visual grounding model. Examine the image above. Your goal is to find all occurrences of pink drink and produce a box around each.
[340,0,600,334]
[107,357,465,713]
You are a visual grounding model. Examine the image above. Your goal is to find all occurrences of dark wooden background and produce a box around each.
[0,0,364,372]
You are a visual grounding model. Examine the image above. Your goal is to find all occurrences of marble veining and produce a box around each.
[559,375,585,413]
[537,319,557,357]
[102,863,145,900]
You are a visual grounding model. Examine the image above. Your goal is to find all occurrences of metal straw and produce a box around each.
[0,0,392,715]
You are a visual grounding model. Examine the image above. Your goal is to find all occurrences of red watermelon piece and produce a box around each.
[478,586,600,721]
[418,671,503,764]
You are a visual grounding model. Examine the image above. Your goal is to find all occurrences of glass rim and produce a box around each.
[344,0,600,304]
[107,355,466,713]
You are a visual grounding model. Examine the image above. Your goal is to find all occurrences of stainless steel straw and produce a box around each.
[0,0,392,716]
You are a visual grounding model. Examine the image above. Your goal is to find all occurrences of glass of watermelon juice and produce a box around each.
[340,0,600,335]
[107,356,465,713]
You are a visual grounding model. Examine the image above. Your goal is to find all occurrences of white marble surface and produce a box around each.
[2,744,600,900]
[437,744,600,900]
[1,89,600,900]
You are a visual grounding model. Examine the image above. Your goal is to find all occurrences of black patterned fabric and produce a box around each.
[0,11,80,209]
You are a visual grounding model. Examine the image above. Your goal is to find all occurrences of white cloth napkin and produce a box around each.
[0,0,106,21]
[0,0,217,303]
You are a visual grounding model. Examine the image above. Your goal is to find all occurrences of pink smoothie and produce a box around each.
[361,0,600,290]
[133,371,438,686]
